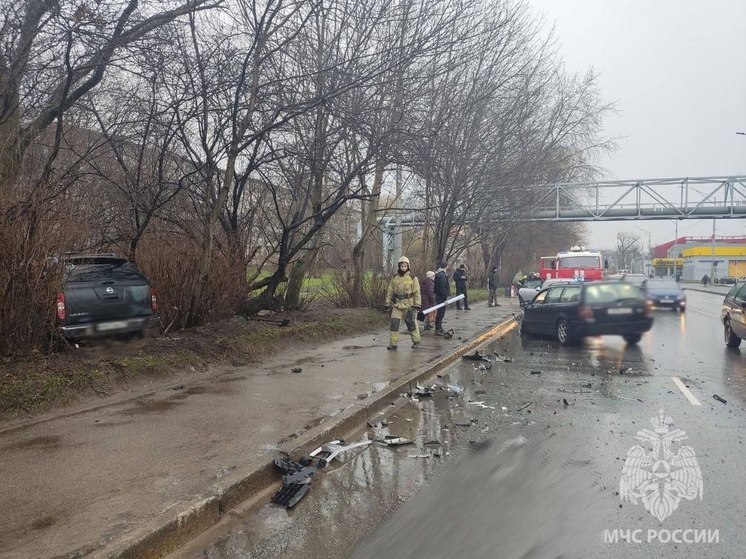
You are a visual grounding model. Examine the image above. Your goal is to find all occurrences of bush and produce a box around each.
[136,235,244,331]
[323,269,388,309]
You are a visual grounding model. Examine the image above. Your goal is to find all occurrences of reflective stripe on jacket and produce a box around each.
[386,273,421,309]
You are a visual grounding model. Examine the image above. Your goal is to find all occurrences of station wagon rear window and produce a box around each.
[584,283,643,304]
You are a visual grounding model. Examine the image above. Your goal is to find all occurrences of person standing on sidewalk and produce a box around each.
[385,256,422,350]
[488,266,499,307]
[453,263,471,310]
[421,271,437,330]
[434,261,450,335]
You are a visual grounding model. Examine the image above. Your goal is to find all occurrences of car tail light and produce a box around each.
[578,305,594,320]
[644,299,653,316]
[56,292,66,321]
[150,288,158,313]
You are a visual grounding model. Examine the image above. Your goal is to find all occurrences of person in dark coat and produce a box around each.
[420,271,437,329]
[488,266,499,307]
[434,261,450,335]
[453,263,471,310]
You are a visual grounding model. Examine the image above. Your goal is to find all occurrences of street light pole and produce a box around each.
[634,226,652,276]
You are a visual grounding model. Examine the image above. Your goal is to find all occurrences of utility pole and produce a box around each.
[394,166,402,268]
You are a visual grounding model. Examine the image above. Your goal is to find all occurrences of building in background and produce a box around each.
[652,236,746,280]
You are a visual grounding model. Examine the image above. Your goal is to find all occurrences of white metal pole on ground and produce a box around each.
[421,294,465,315]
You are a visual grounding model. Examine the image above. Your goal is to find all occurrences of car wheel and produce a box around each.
[724,320,742,348]
[623,333,642,345]
[556,319,572,345]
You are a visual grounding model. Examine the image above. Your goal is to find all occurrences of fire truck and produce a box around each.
[539,246,604,281]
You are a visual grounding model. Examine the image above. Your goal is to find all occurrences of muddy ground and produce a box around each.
[0,307,387,417]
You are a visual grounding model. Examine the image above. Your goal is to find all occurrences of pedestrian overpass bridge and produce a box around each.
[517,175,746,221]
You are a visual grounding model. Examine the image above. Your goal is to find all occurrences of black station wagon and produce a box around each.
[520,281,653,345]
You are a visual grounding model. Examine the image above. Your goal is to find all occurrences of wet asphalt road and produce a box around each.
[173,291,746,559]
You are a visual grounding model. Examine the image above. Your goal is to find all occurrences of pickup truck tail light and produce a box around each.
[150,288,158,313]
[56,292,66,321]
[578,305,594,321]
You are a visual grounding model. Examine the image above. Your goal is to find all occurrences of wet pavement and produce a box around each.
[0,300,518,559]
[176,291,746,559]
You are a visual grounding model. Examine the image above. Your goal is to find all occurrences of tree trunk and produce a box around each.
[285,243,319,310]
[351,157,384,306]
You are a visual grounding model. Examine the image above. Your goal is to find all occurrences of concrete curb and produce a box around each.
[683,287,730,297]
[109,314,520,558]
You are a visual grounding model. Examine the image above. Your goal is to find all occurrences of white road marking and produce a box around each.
[671,376,702,406]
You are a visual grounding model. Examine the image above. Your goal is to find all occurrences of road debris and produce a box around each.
[517,402,533,412]
[530,370,542,375]
[407,454,430,459]
[467,401,496,410]
[713,394,727,404]
[378,436,414,446]
[272,438,373,508]
[563,398,570,407]
[462,350,490,362]
[413,384,436,397]
[291,367,302,373]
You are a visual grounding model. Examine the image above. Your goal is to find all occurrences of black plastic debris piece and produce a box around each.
[503,357,513,363]
[291,367,302,373]
[274,457,309,474]
[713,394,727,404]
[272,482,311,508]
[272,439,371,508]
[453,419,477,427]
[581,382,592,389]
[462,351,489,362]
[282,466,318,485]
[414,384,436,397]
[563,398,570,407]
[517,402,533,412]
[530,370,542,375]
[423,440,441,446]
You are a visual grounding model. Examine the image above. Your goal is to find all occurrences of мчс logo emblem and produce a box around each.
[619,409,703,521]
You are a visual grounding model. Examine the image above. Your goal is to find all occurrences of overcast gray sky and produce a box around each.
[527,0,746,249]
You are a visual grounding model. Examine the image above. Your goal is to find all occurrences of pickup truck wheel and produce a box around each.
[556,319,572,345]
[623,333,642,345]
[724,320,742,348]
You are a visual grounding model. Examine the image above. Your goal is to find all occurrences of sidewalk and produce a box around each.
[682,284,731,296]
[0,299,519,559]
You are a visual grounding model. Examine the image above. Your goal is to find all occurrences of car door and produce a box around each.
[537,286,565,334]
[522,289,549,333]
[558,285,581,325]
[730,284,746,338]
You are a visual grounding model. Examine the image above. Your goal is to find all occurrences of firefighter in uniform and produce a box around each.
[385,256,422,350]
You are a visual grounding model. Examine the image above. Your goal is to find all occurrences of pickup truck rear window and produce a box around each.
[64,261,146,282]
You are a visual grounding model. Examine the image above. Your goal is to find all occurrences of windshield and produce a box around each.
[557,255,600,268]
